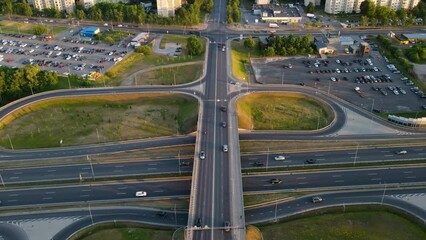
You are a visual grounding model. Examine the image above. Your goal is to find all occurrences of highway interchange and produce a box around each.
[1,1,426,240]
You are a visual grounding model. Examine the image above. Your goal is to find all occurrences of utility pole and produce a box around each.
[87,155,95,180]
[178,151,181,176]
[96,128,100,144]
[274,195,278,222]
[266,147,269,170]
[174,204,178,227]
[0,174,5,187]
[88,203,94,225]
[7,134,14,150]
[281,71,284,85]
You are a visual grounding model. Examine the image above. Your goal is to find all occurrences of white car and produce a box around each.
[330,77,337,82]
[274,155,286,161]
[136,191,147,197]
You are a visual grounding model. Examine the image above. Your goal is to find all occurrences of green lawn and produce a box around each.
[0,94,198,149]
[377,111,426,119]
[160,34,188,49]
[231,39,262,82]
[136,63,203,85]
[237,93,332,130]
[259,211,426,240]
[79,228,175,240]
[0,21,68,36]
[98,30,134,44]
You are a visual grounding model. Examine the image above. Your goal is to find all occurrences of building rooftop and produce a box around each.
[81,27,99,32]
[339,36,354,42]
[403,33,426,39]
[254,4,301,18]
[315,42,328,49]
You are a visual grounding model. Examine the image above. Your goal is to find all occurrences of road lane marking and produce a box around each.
[148,168,157,170]
[118,187,127,190]
[405,176,416,179]
[403,171,413,174]
[317,158,325,160]
[417,153,426,155]
[380,150,389,153]
[384,155,394,157]
[114,165,124,168]
[335,180,345,183]
[371,178,381,181]
[8,194,18,197]
[81,167,91,170]
[42,197,52,200]
[7,200,18,202]
[296,177,306,180]
[154,190,164,193]
[13,172,22,175]
[116,192,126,195]
[80,195,90,197]
[47,169,56,172]
[45,192,55,194]
[113,170,123,172]
[413,149,424,151]
[315,154,324,156]
[81,189,91,192]
[148,163,157,166]
[332,175,342,178]
[367,173,377,176]
[298,182,307,185]
[9,177,20,179]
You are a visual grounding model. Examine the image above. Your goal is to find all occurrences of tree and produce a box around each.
[187,35,203,56]
[104,36,114,44]
[370,17,378,26]
[306,2,314,14]
[204,0,214,13]
[33,25,49,35]
[227,5,233,24]
[77,9,85,20]
[1,0,13,18]
[232,3,240,22]
[264,47,275,56]
[244,36,256,49]
[360,0,375,17]
[360,16,369,26]
[135,45,152,55]
[22,0,32,16]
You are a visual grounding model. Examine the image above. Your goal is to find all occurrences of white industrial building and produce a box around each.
[253,4,302,23]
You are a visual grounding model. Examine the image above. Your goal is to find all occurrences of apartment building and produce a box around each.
[157,0,183,17]
[28,0,75,12]
[256,0,271,4]
[325,0,420,14]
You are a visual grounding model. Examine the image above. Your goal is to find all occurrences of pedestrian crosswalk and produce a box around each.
[1,216,82,227]
[391,193,426,200]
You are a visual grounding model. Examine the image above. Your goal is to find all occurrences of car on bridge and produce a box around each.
[305,159,317,164]
[224,221,231,232]
[396,150,407,155]
[223,145,228,152]
[274,155,286,161]
[199,151,206,159]
[222,121,227,128]
[253,161,264,166]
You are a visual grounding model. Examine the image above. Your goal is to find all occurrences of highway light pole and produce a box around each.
[87,155,95,180]
[174,204,178,227]
[266,147,269,171]
[0,174,5,187]
[381,183,387,205]
[281,71,284,85]
[88,203,94,225]
[7,134,14,150]
[274,194,278,222]
[353,144,359,166]
[178,151,181,176]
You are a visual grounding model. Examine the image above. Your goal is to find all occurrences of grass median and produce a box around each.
[237,93,333,130]
[160,34,188,49]
[231,39,262,82]
[0,93,198,149]
[0,20,68,36]
[135,63,203,85]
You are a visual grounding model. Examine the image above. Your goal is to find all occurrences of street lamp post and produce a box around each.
[266,147,269,171]
[381,183,387,205]
[87,155,95,180]
[7,134,14,150]
[353,144,359,166]
[0,174,5,187]
[178,151,181,176]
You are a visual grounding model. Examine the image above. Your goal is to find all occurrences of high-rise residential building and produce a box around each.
[256,0,271,4]
[304,0,321,6]
[156,0,183,17]
[28,0,75,12]
[325,0,420,14]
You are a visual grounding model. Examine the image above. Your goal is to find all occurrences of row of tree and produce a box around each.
[404,44,426,63]
[376,34,413,72]
[227,0,240,24]
[0,65,91,105]
[261,34,315,56]
[0,0,214,26]
[360,0,424,26]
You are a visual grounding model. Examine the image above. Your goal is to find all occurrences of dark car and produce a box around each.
[222,121,227,128]
[271,178,282,185]
[195,218,202,227]
[253,161,265,166]
[305,159,317,164]
[180,161,191,166]
[220,106,227,112]
[199,151,206,160]
[224,221,231,232]
[157,211,168,217]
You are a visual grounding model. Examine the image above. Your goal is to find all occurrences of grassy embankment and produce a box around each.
[100,36,206,86]
[0,20,68,36]
[136,63,203,85]
[259,211,426,240]
[231,39,262,82]
[159,34,188,49]
[237,93,333,130]
[0,94,198,149]
[98,30,134,44]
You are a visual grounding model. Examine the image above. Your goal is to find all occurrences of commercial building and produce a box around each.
[79,27,100,38]
[359,41,370,56]
[157,0,183,17]
[130,32,149,47]
[325,0,420,14]
[339,36,355,45]
[253,4,302,23]
[315,42,335,54]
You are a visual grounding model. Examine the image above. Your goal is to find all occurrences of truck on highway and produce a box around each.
[269,23,279,28]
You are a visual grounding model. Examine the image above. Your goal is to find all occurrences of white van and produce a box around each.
[396,150,407,155]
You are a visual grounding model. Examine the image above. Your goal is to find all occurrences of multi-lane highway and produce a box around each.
[1,166,426,208]
[0,145,424,184]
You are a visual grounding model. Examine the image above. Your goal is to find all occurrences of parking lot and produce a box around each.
[0,29,131,77]
[252,53,426,113]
